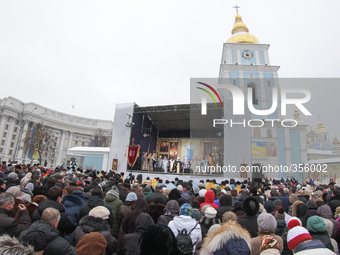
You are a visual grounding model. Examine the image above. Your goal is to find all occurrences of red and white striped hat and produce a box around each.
[287,226,312,250]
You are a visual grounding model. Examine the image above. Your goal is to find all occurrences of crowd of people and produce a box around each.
[0,160,339,255]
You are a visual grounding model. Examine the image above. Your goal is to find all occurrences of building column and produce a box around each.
[67,132,73,150]
[4,117,15,161]
[56,130,66,166]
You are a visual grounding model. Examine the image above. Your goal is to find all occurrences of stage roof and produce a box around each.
[134,103,223,131]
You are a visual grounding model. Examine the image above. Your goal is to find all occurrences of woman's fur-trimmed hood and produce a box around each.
[292,200,303,217]
[201,220,251,255]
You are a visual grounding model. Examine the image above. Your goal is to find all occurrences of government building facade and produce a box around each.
[0,96,113,168]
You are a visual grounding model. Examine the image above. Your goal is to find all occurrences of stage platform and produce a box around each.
[126,170,227,183]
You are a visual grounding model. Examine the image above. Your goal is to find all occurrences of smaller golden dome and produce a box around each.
[293,108,304,125]
[316,122,328,133]
[227,14,258,44]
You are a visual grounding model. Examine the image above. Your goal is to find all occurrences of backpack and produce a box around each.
[176,223,198,255]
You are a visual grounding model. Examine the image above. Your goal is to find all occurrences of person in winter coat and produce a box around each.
[317,204,338,239]
[32,186,76,238]
[329,188,340,215]
[118,192,137,227]
[61,191,84,226]
[120,213,154,255]
[216,194,233,221]
[194,189,206,205]
[121,198,149,235]
[136,224,181,255]
[168,203,202,253]
[233,201,246,219]
[259,235,281,255]
[103,188,123,238]
[199,190,219,210]
[78,189,114,228]
[275,206,287,236]
[200,219,252,255]
[306,215,335,252]
[157,200,180,225]
[238,196,260,238]
[264,189,280,213]
[251,213,284,255]
[146,185,168,205]
[70,206,117,255]
[199,207,221,238]
[19,207,76,255]
[287,226,334,254]
[0,193,31,237]
[279,188,290,212]
[191,200,202,221]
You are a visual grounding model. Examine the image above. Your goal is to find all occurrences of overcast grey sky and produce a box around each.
[1,1,340,136]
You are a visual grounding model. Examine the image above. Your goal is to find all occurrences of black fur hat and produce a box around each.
[243,196,259,216]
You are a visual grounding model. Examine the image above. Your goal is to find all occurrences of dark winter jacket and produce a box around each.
[279,193,290,212]
[103,191,123,237]
[146,191,168,205]
[275,218,286,236]
[119,188,129,202]
[264,196,280,213]
[78,195,114,228]
[62,194,84,226]
[5,178,19,190]
[157,200,180,225]
[121,198,149,235]
[309,231,334,251]
[238,215,258,238]
[32,199,76,237]
[118,201,133,226]
[199,217,221,238]
[70,215,117,255]
[0,207,31,237]
[317,205,338,238]
[216,195,233,221]
[19,221,76,255]
[329,194,340,215]
[120,213,154,255]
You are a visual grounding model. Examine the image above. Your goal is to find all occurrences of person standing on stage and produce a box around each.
[162,156,169,173]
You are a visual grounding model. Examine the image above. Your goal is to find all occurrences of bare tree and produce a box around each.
[91,129,111,147]
[22,123,56,165]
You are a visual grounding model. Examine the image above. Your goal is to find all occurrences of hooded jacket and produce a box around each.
[120,213,154,255]
[32,199,76,237]
[103,191,123,237]
[70,215,117,255]
[157,200,180,225]
[19,220,76,255]
[168,215,202,253]
[329,194,340,215]
[199,190,219,210]
[121,198,149,235]
[62,194,84,226]
[200,220,251,255]
[317,205,338,238]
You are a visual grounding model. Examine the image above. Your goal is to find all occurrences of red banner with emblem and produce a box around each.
[127,145,140,167]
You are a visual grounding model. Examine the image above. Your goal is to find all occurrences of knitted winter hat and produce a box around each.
[205,207,217,218]
[260,235,280,252]
[8,172,18,180]
[258,213,277,232]
[107,189,119,199]
[275,206,285,219]
[89,206,110,220]
[287,226,312,250]
[287,217,302,230]
[180,203,193,216]
[76,232,107,255]
[307,215,326,233]
[199,189,207,198]
[125,192,137,202]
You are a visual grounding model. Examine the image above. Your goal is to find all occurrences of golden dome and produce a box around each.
[227,14,259,43]
[293,109,304,125]
[316,122,328,133]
